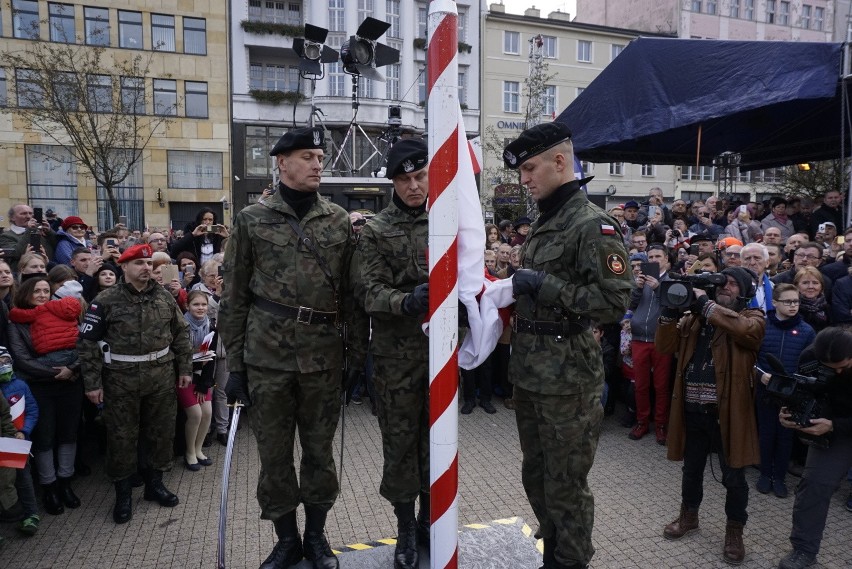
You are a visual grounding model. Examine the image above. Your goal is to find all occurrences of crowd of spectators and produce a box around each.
[0,205,230,542]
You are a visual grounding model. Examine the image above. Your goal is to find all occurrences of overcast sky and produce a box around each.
[499,0,577,18]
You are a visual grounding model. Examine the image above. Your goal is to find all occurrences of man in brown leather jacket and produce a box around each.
[655,266,765,566]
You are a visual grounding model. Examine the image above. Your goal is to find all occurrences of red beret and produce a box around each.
[118,244,154,263]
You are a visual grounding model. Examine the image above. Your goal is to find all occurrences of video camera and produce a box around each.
[760,355,832,430]
[658,272,727,309]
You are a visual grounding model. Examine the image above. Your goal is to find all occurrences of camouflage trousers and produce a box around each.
[102,361,177,481]
[247,365,341,520]
[513,385,603,567]
[373,356,429,504]
[0,466,16,510]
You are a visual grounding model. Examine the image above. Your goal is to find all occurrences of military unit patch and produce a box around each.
[606,253,626,275]
[600,224,616,235]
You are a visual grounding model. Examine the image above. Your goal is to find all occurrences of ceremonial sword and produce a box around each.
[217,401,244,569]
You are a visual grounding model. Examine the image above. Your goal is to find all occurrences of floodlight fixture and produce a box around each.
[340,17,400,82]
[293,23,339,77]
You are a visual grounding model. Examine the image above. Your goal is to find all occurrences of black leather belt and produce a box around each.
[512,315,591,336]
[254,296,337,325]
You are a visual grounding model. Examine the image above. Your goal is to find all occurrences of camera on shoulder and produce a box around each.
[658,272,727,310]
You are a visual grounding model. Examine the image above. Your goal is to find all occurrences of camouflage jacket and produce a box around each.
[219,189,363,373]
[353,202,428,361]
[77,280,193,391]
[511,190,633,395]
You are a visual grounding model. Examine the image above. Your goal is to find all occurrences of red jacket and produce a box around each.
[9,298,81,355]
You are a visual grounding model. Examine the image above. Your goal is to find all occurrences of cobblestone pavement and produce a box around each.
[2,399,850,568]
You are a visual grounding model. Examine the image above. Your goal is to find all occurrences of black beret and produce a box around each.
[269,126,325,156]
[690,234,714,243]
[503,122,572,169]
[386,138,428,179]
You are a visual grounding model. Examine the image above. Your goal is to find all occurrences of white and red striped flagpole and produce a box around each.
[427,1,459,568]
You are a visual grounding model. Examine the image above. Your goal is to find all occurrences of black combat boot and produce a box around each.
[259,510,303,569]
[41,482,64,515]
[142,470,179,507]
[113,478,133,524]
[303,506,339,569]
[393,501,418,569]
[416,492,430,545]
[56,477,81,509]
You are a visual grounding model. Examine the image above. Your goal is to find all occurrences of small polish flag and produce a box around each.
[9,395,25,431]
[601,224,617,235]
[0,437,31,469]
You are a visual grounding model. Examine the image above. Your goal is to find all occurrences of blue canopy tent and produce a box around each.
[556,38,852,172]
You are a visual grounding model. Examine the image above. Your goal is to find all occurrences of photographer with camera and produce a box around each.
[656,266,765,565]
[776,327,852,569]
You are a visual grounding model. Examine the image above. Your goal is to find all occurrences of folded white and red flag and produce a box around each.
[9,394,25,431]
[0,437,31,469]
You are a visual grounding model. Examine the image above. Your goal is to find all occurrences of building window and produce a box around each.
[152,14,175,51]
[801,5,811,28]
[97,151,142,230]
[458,8,467,43]
[249,62,299,91]
[0,70,6,107]
[328,62,345,97]
[417,4,427,38]
[541,85,556,116]
[641,164,655,177]
[184,17,207,55]
[27,145,78,217]
[681,165,715,181]
[386,63,400,100]
[814,6,824,30]
[153,79,177,116]
[245,126,273,178]
[185,81,207,118]
[329,0,345,32]
[52,72,78,111]
[766,0,776,23]
[118,11,142,49]
[504,31,520,55]
[386,0,400,38]
[577,40,592,63]
[418,71,426,105]
[779,1,790,25]
[49,3,76,43]
[358,0,374,23]
[16,69,43,108]
[248,0,300,24]
[743,0,753,20]
[609,162,624,176]
[87,74,112,113]
[729,0,739,18]
[13,0,40,40]
[458,69,467,106]
[611,44,625,61]
[357,77,374,99]
[167,150,223,189]
[84,6,109,46]
[503,81,519,113]
[541,35,557,58]
[120,77,144,114]
[692,0,702,11]
[706,0,717,15]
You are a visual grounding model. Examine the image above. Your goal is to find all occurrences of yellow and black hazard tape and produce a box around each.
[331,516,544,555]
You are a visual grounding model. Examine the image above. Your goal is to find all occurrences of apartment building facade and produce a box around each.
[0,0,231,232]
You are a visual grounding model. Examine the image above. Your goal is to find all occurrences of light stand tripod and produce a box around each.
[330,74,382,176]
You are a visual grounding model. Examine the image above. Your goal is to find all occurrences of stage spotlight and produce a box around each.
[293,23,339,77]
[340,17,400,82]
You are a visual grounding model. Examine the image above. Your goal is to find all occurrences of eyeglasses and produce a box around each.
[724,252,741,258]
[777,299,800,306]
[793,252,820,261]
[68,224,85,230]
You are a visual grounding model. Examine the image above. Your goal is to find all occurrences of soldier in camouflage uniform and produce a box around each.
[352,139,430,569]
[220,126,360,569]
[503,123,633,569]
[78,243,193,525]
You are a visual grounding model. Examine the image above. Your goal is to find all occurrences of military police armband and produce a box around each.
[79,302,107,340]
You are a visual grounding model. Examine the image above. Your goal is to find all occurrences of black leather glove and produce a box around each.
[225,372,251,407]
[512,269,547,297]
[402,283,430,316]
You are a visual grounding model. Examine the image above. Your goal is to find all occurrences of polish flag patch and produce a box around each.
[601,224,616,235]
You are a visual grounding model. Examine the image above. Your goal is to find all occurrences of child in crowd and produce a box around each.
[8,291,84,369]
[179,291,215,471]
[755,283,816,498]
[0,347,40,534]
